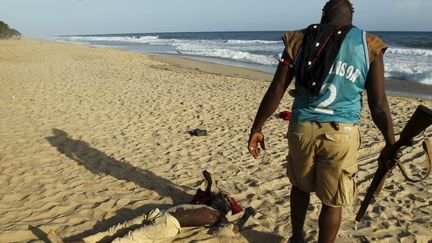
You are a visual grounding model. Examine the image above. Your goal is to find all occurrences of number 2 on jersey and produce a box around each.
[314,83,337,115]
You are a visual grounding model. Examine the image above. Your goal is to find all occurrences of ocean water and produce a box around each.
[54,30,432,86]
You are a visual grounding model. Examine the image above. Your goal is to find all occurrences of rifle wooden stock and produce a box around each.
[356,105,432,222]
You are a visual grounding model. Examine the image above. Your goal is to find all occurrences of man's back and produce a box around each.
[290,26,368,123]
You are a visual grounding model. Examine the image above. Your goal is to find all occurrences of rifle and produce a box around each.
[356,105,432,222]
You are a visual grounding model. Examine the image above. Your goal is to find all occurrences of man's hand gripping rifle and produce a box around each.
[356,105,432,221]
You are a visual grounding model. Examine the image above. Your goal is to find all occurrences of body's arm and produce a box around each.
[202,170,212,194]
[169,205,255,231]
[365,52,396,159]
[248,59,295,158]
[168,205,221,227]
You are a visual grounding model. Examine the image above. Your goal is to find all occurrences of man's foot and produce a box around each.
[288,237,305,243]
[288,231,306,243]
[47,230,64,243]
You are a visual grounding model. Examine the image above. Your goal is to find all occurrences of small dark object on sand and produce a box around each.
[188,128,208,136]
[278,111,292,121]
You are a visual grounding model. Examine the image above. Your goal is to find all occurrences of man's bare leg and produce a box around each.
[290,186,310,243]
[318,204,341,243]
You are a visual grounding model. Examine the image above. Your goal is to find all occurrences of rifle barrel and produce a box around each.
[356,165,388,221]
[356,105,432,222]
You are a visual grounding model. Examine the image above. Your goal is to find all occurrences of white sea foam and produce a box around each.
[384,61,432,85]
[225,39,280,45]
[384,47,432,85]
[176,44,278,66]
[385,68,432,85]
[386,47,432,57]
[56,35,160,44]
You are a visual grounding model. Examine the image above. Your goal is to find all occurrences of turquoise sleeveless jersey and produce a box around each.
[291,27,369,124]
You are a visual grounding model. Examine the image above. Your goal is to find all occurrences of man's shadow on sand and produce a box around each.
[45,129,191,240]
[44,129,285,242]
[46,129,190,204]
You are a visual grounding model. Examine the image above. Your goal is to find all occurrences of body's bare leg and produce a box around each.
[318,204,341,243]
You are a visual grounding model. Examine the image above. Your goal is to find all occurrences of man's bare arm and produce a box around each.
[366,52,396,149]
[248,60,294,158]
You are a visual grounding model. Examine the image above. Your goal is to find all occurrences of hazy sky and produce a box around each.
[1,0,431,36]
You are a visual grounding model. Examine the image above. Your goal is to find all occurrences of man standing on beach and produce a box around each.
[248,0,395,242]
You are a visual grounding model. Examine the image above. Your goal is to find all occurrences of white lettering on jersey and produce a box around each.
[329,61,361,83]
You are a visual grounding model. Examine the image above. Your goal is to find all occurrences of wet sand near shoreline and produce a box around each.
[152,55,432,101]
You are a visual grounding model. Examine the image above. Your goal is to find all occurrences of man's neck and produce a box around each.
[321,15,352,26]
[328,21,352,26]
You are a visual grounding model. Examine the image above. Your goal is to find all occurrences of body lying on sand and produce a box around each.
[47,171,256,243]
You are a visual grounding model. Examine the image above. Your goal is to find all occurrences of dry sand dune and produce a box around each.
[0,39,431,242]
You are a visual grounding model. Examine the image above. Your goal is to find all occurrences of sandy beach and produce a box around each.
[0,38,431,242]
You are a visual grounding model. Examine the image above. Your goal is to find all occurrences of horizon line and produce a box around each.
[45,29,432,38]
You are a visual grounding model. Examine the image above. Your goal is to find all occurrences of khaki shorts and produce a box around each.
[286,121,360,207]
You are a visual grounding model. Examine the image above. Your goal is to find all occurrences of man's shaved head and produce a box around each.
[321,0,354,24]
[323,0,354,15]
